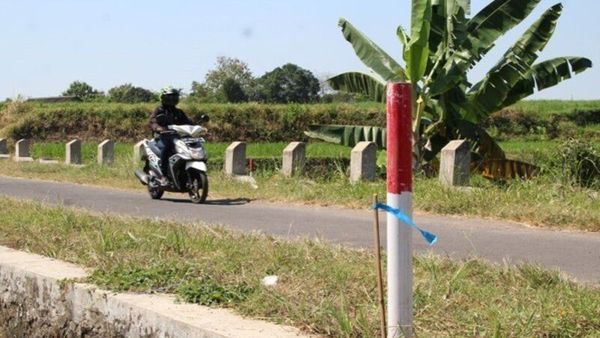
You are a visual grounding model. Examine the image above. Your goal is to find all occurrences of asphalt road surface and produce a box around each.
[0,176,598,283]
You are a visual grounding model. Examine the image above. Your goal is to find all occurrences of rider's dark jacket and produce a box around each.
[149,105,193,137]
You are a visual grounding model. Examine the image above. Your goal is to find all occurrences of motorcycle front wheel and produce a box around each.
[148,184,164,200]
[189,171,208,204]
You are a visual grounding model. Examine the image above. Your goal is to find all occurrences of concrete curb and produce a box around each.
[0,245,311,337]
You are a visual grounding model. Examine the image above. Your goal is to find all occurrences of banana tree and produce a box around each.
[306,0,592,165]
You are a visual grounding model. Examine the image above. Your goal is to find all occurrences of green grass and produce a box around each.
[498,140,559,164]
[29,141,351,163]
[511,100,600,116]
[0,197,598,337]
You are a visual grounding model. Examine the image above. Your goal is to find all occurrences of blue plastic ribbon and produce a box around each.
[373,203,438,246]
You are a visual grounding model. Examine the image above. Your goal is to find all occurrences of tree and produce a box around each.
[222,78,248,103]
[189,81,214,102]
[62,81,103,101]
[257,63,320,103]
[307,0,592,164]
[107,84,156,103]
[191,56,256,102]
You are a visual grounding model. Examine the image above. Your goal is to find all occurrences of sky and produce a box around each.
[0,0,598,100]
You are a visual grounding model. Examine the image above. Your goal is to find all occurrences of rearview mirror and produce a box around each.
[199,114,210,123]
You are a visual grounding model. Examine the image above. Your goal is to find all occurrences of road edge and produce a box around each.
[0,245,311,337]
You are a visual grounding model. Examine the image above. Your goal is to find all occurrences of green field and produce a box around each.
[512,100,600,116]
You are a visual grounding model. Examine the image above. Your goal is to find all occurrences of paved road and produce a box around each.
[0,176,598,283]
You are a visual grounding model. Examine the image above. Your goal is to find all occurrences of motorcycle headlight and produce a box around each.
[190,148,206,160]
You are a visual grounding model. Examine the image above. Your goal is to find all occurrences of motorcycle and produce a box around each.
[135,121,209,204]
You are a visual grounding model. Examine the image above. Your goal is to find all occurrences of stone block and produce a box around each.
[0,138,7,155]
[282,142,306,177]
[133,140,146,162]
[439,139,471,187]
[66,139,82,165]
[225,142,246,175]
[97,139,114,165]
[15,139,30,158]
[350,142,378,183]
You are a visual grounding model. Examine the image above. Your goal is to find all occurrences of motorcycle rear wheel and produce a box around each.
[189,171,208,204]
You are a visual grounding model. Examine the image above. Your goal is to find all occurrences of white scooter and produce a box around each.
[135,123,209,204]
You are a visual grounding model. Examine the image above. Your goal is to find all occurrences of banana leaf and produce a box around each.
[429,0,541,96]
[477,159,540,180]
[304,125,387,149]
[406,0,432,83]
[327,72,387,103]
[338,19,407,81]
[466,4,563,121]
[500,57,593,108]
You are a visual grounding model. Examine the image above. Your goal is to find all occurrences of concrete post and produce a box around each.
[350,142,378,183]
[0,139,7,159]
[225,142,246,176]
[66,139,82,165]
[97,139,114,165]
[282,142,306,177]
[439,140,471,187]
[14,139,33,161]
[133,140,146,162]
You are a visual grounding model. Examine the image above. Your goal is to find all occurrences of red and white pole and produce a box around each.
[386,82,413,338]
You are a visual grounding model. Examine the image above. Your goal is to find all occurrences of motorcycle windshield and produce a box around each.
[168,125,204,137]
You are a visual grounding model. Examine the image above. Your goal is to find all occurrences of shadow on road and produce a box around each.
[161,197,251,206]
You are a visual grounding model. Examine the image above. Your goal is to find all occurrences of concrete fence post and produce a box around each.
[0,139,8,159]
[439,140,471,187]
[225,142,246,176]
[66,139,82,165]
[97,139,114,165]
[282,142,306,177]
[350,142,378,183]
[14,139,33,162]
[133,140,146,162]
[0,138,7,154]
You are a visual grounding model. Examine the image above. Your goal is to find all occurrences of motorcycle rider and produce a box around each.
[149,86,193,185]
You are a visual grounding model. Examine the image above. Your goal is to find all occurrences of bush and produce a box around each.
[108,84,157,103]
[483,106,600,140]
[559,140,600,188]
[483,109,541,136]
[0,102,384,143]
[568,109,600,126]
[62,81,104,101]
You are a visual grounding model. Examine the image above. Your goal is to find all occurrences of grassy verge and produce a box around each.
[0,197,598,337]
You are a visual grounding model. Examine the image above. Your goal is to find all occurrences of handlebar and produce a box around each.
[159,129,178,135]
